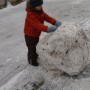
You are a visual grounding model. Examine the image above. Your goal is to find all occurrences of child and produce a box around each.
[24,0,61,66]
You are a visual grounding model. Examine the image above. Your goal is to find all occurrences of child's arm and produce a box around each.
[27,13,48,32]
[43,12,56,25]
[43,12,62,27]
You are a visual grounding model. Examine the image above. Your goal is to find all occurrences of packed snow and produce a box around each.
[37,22,89,75]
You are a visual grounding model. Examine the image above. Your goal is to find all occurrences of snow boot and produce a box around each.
[28,59,39,66]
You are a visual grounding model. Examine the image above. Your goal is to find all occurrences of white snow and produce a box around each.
[70,0,84,5]
[0,70,24,90]
[0,0,90,90]
[63,78,90,90]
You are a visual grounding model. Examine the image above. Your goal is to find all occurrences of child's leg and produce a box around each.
[25,35,39,65]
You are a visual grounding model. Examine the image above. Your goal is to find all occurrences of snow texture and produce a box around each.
[37,22,89,75]
[63,78,90,90]
[1,0,90,90]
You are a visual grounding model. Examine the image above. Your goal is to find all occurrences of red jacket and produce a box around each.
[24,8,56,37]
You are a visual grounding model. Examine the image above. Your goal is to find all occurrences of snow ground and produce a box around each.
[0,0,90,90]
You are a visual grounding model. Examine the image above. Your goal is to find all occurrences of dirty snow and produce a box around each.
[0,0,90,90]
[37,22,89,75]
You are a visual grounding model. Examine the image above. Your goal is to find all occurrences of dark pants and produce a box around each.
[25,35,39,64]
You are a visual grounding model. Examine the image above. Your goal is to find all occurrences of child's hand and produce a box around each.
[54,20,62,27]
[47,26,57,33]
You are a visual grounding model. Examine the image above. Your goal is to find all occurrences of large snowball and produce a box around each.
[37,22,89,75]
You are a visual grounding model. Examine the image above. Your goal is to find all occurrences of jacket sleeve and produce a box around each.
[27,13,48,32]
[43,12,56,25]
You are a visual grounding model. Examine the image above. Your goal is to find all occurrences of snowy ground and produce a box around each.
[0,0,90,90]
